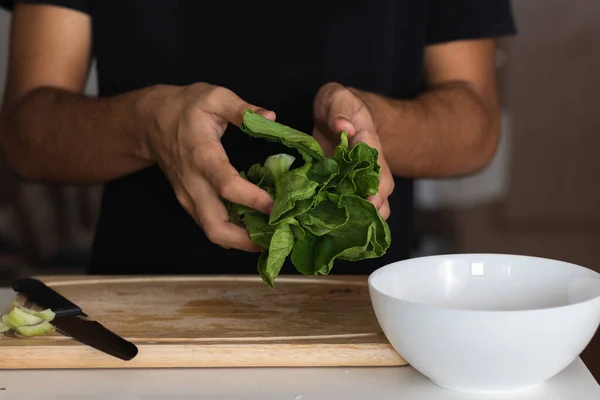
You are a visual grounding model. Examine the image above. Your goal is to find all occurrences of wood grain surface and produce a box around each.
[0,275,407,369]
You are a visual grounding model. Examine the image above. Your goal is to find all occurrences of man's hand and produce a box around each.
[312,82,394,220]
[0,5,272,252]
[142,83,276,252]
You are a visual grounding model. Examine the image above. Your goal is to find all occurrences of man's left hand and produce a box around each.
[312,82,394,220]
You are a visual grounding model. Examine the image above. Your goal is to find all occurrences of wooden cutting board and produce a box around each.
[0,275,407,369]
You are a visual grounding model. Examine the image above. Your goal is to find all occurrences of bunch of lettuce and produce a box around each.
[228,110,391,286]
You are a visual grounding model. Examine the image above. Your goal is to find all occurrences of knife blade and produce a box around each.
[12,277,138,361]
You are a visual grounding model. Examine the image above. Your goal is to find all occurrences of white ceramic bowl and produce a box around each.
[368,253,600,395]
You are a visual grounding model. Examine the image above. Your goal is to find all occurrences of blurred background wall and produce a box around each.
[0,0,599,375]
[430,0,600,272]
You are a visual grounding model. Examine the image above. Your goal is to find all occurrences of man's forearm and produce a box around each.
[0,86,164,184]
[353,82,500,178]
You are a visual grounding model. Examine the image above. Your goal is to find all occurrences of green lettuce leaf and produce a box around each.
[230,110,392,286]
[257,222,295,286]
[296,192,349,237]
[313,195,391,275]
[328,132,381,197]
[241,109,325,163]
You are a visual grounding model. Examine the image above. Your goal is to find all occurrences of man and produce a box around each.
[0,1,515,276]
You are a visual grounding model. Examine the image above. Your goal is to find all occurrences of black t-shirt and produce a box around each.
[1,0,516,275]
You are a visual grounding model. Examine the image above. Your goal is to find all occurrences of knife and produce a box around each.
[12,277,138,361]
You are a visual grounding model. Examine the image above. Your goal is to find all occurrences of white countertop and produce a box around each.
[1,289,599,400]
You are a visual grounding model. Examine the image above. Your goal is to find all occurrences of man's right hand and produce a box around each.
[1,4,272,253]
[141,83,275,252]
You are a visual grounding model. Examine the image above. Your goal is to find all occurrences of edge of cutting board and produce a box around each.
[0,342,406,369]
[0,275,408,369]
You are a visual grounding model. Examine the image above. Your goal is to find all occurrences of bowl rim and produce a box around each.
[368,253,600,314]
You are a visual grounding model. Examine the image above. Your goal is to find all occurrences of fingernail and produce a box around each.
[258,109,276,121]
[334,117,355,135]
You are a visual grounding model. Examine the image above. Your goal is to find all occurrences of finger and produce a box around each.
[367,193,384,210]
[379,198,391,220]
[331,116,356,137]
[326,93,359,137]
[374,153,395,197]
[314,83,362,138]
[212,169,274,215]
[193,132,273,215]
[205,86,275,127]
[351,126,382,153]
[381,165,395,197]
[191,177,263,252]
[366,193,390,219]
[174,186,195,217]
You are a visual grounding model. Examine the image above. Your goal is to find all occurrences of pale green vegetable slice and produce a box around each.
[264,154,295,181]
[0,302,56,337]
[13,301,55,322]
[3,306,44,327]
[14,320,55,337]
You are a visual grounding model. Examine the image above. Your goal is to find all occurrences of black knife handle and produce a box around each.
[12,278,84,317]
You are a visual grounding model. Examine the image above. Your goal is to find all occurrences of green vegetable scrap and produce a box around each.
[0,301,55,337]
[228,109,391,287]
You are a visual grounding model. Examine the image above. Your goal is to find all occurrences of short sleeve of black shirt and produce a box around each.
[427,0,516,45]
[0,0,88,14]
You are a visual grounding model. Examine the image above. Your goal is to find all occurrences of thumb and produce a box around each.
[325,91,358,137]
[314,83,359,137]
[330,115,356,138]
[206,87,276,127]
